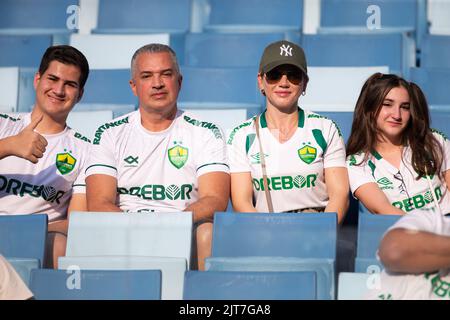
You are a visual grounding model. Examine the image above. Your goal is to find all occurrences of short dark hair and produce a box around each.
[38,45,89,89]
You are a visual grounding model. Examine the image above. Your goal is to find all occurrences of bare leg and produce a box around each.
[196,222,213,271]
[45,232,67,269]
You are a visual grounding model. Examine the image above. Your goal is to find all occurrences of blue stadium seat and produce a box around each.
[315,111,353,143]
[6,258,39,286]
[205,212,337,300]
[355,213,401,273]
[30,269,162,300]
[0,35,52,67]
[0,67,19,112]
[0,214,48,268]
[59,212,193,300]
[178,66,262,118]
[338,272,371,300]
[302,33,414,76]
[82,69,137,106]
[430,110,450,138]
[204,0,303,34]
[94,0,191,34]
[420,35,450,69]
[0,0,77,38]
[410,67,450,106]
[184,33,285,68]
[319,0,427,49]
[183,271,317,300]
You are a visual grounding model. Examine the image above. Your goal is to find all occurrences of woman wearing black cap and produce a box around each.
[227,40,349,223]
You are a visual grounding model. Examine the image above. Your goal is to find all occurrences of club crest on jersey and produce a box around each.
[56,152,77,175]
[298,145,317,164]
[168,145,188,169]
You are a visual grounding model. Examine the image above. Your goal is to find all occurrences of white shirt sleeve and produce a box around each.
[388,210,436,233]
[195,127,229,177]
[323,120,346,168]
[347,155,377,195]
[85,127,118,178]
[72,143,91,194]
[227,126,252,174]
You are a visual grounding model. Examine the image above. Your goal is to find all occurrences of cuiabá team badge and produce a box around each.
[56,152,77,175]
[168,145,189,169]
[298,145,317,164]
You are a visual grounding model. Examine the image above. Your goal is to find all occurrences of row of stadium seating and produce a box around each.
[0,211,400,300]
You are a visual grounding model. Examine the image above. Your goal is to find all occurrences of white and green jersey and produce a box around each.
[347,131,450,215]
[85,109,229,213]
[227,108,346,212]
[366,210,450,300]
[0,113,91,221]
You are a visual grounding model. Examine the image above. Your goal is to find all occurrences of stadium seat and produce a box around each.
[338,272,371,300]
[82,69,137,105]
[0,35,53,67]
[0,0,77,39]
[355,213,401,273]
[319,0,427,48]
[315,111,353,143]
[0,67,19,112]
[66,110,113,140]
[302,33,414,76]
[183,271,317,300]
[70,33,185,69]
[6,258,39,286]
[428,0,450,35]
[59,211,193,300]
[300,66,389,112]
[430,110,450,138]
[205,212,337,300]
[178,66,262,118]
[58,256,186,300]
[0,214,48,268]
[94,0,191,34]
[183,33,285,68]
[420,35,450,69]
[204,0,303,34]
[30,269,162,300]
[410,67,450,106]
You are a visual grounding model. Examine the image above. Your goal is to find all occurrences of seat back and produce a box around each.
[58,256,186,300]
[410,67,450,106]
[211,212,337,259]
[96,0,191,33]
[66,212,193,265]
[205,0,303,33]
[430,111,450,138]
[0,35,52,67]
[0,0,76,34]
[303,33,413,76]
[30,269,161,300]
[338,272,371,300]
[355,213,401,272]
[421,35,450,69]
[0,214,48,267]
[184,33,285,68]
[300,66,389,112]
[178,66,261,107]
[183,270,316,300]
[0,67,19,112]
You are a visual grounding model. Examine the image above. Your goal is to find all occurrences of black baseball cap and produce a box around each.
[259,40,308,80]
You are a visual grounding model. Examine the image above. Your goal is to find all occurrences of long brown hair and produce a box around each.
[346,73,443,178]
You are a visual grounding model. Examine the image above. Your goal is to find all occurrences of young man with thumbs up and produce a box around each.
[0,45,91,268]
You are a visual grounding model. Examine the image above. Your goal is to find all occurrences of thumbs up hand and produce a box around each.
[10,115,48,163]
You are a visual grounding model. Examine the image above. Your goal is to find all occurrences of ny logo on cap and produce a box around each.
[280,44,293,57]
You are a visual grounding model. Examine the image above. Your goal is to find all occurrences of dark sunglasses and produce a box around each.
[265,69,302,85]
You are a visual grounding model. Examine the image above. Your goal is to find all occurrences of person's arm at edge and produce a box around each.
[86,174,122,212]
[354,182,405,215]
[324,167,349,224]
[47,193,87,234]
[230,172,257,212]
[379,228,450,274]
[184,172,230,222]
